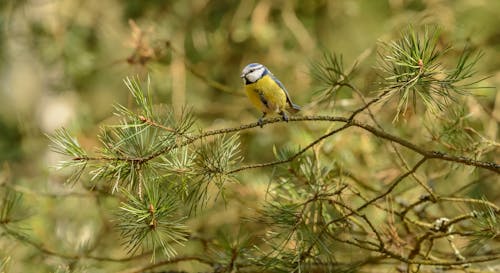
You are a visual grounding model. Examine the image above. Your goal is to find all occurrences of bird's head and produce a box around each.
[241,63,267,84]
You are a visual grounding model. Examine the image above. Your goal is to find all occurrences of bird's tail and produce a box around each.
[287,103,301,114]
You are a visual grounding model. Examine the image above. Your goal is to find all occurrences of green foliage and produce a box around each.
[47,128,88,184]
[0,189,30,245]
[310,53,351,103]
[0,189,25,226]
[189,134,242,211]
[206,228,253,272]
[45,77,246,261]
[253,156,355,272]
[377,26,485,120]
[425,106,478,153]
[116,183,188,259]
[123,76,155,119]
[466,201,500,255]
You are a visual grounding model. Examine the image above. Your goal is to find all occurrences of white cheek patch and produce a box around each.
[246,68,265,83]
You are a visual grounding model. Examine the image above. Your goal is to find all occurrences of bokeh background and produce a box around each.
[0,0,499,272]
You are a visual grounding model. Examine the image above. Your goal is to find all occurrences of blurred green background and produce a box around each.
[0,0,499,272]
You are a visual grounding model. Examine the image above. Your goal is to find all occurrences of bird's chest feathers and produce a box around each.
[245,75,287,113]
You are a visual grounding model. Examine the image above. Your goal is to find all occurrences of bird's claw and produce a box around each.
[258,118,264,128]
[280,111,289,122]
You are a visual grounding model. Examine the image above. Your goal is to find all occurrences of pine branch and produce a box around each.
[116,183,189,259]
[376,26,489,120]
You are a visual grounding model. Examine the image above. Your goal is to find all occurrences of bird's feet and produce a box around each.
[258,117,264,128]
[258,113,267,128]
[280,111,289,122]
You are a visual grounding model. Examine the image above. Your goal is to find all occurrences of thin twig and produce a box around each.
[118,255,214,273]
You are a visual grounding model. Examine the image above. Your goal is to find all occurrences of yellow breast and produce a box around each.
[245,75,287,114]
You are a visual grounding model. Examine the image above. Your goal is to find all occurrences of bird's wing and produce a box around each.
[270,74,295,106]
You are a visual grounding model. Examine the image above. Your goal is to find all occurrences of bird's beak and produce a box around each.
[240,73,245,78]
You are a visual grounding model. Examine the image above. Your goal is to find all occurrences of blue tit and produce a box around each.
[240,63,301,127]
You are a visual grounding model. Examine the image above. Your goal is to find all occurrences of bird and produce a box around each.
[240,63,301,127]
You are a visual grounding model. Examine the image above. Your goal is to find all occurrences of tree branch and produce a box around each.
[73,115,499,174]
